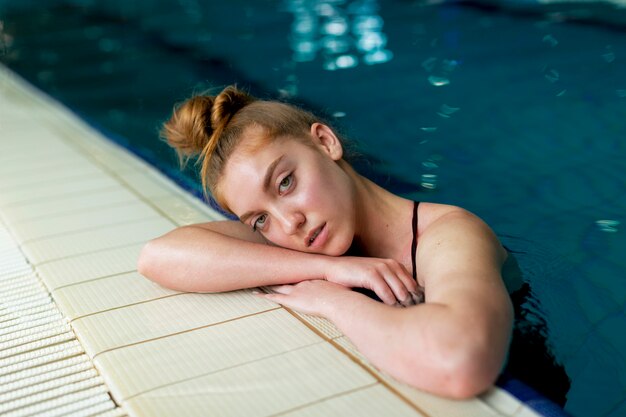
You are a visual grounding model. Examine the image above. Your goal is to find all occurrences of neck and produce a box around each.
[342,162,415,265]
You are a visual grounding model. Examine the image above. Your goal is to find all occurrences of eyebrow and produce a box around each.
[239,155,285,224]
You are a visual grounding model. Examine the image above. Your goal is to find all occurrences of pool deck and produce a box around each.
[0,64,540,417]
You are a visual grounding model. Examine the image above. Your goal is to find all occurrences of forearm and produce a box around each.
[138,226,328,292]
[324,291,508,398]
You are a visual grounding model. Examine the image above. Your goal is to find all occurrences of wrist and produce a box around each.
[321,288,367,320]
[309,253,335,281]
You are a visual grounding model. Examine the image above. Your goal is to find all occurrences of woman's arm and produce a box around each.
[138,221,328,292]
[263,205,513,398]
[138,221,419,305]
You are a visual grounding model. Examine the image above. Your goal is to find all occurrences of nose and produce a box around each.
[276,209,305,235]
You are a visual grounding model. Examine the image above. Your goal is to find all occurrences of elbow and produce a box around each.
[137,241,153,278]
[401,338,502,400]
[137,239,160,282]
[439,342,503,399]
[444,360,498,399]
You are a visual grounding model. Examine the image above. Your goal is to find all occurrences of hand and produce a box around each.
[323,256,422,307]
[257,280,354,317]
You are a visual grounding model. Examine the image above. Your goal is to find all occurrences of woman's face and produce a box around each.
[219,124,357,256]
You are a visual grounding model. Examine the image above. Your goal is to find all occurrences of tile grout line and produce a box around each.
[277,302,433,417]
[51,269,138,292]
[120,338,327,403]
[19,214,165,246]
[267,382,379,417]
[68,292,184,324]
[90,307,283,361]
[31,240,157,267]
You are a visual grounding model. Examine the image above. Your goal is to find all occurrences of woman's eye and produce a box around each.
[278,174,293,193]
[253,214,267,232]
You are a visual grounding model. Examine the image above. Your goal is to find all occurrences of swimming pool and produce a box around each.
[1,1,625,416]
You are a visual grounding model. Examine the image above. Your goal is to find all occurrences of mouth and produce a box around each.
[306,223,326,248]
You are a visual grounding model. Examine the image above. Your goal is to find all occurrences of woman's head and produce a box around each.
[161,85,357,255]
[161,85,335,206]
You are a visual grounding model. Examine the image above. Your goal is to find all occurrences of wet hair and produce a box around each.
[160,85,341,211]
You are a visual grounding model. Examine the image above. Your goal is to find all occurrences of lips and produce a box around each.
[305,223,326,248]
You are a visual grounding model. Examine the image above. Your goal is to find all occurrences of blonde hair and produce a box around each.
[161,85,326,211]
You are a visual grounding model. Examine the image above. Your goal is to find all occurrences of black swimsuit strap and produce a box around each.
[411,201,420,282]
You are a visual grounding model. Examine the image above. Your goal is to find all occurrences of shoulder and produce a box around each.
[415,202,508,287]
[416,202,473,235]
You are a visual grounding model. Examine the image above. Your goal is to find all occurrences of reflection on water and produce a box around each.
[284,0,393,70]
[0,20,13,56]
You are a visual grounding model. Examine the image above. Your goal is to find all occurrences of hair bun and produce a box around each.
[210,86,255,131]
[161,95,213,158]
[161,85,254,163]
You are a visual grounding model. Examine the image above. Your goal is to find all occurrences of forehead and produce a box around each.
[217,135,303,216]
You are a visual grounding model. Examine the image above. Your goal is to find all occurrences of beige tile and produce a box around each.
[0,173,120,208]
[390,381,504,417]
[11,200,162,244]
[124,342,376,417]
[480,387,523,416]
[116,171,178,200]
[73,290,278,356]
[0,152,86,179]
[280,384,425,417]
[0,141,81,169]
[53,272,179,320]
[511,405,542,417]
[0,159,103,191]
[22,217,174,265]
[78,139,153,176]
[292,311,344,340]
[0,126,73,152]
[37,244,144,290]
[150,195,223,225]
[96,309,321,401]
[0,187,139,222]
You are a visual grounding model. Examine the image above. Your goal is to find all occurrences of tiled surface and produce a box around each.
[278,384,426,417]
[0,64,534,416]
[95,309,322,401]
[73,291,278,357]
[53,271,179,320]
[38,244,145,290]
[124,343,378,417]
[13,200,163,244]
[0,224,125,416]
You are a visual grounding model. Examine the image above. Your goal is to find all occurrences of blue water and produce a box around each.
[1,1,625,416]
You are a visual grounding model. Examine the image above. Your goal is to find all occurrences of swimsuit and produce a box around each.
[411,201,420,282]
[352,200,423,304]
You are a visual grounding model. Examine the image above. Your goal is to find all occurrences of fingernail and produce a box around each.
[410,291,423,304]
[251,290,259,295]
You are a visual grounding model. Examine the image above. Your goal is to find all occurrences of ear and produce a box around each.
[310,123,343,161]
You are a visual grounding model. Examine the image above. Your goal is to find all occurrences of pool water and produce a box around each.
[1,1,625,416]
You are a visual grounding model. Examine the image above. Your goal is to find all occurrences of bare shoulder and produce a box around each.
[184,219,268,245]
[415,202,470,234]
[415,202,508,295]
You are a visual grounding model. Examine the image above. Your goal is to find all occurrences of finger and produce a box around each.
[410,290,424,305]
[263,292,287,304]
[381,271,413,307]
[266,285,294,295]
[369,277,397,306]
[390,262,419,294]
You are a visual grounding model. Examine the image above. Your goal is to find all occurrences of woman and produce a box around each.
[137,85,513,399]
